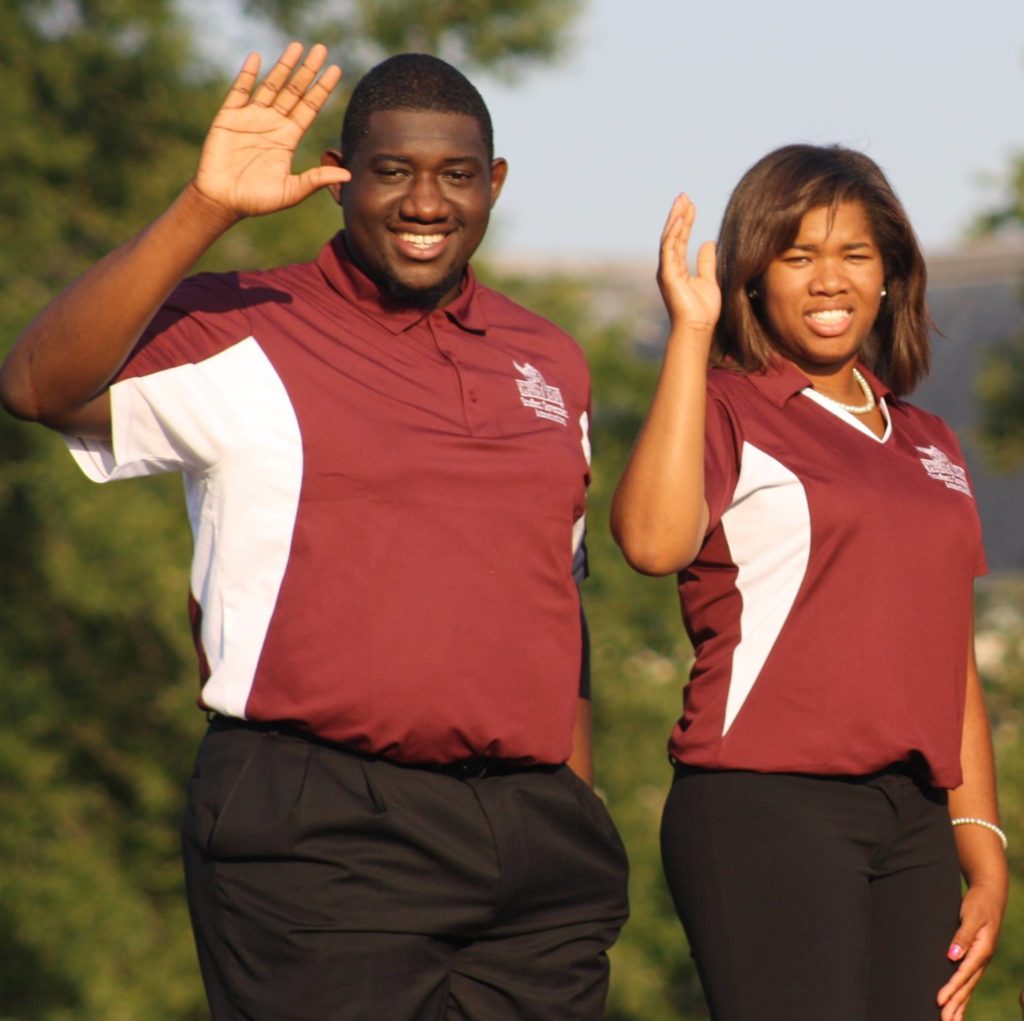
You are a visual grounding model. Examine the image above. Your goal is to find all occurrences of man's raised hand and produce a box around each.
[193,42,350,222]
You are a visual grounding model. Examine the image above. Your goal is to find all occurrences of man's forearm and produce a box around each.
[0,183,235,430]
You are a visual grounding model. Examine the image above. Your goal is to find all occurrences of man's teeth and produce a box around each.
[399,233,445,247]
[808,309,850,323]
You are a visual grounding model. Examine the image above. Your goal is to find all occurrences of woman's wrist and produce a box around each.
[951,816,1008,850]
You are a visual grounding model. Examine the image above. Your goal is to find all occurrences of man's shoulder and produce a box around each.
[169,253,321,310]
[473,280,585,360]
[124,255,325,381]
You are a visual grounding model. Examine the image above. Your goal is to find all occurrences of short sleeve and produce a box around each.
[703,391,743,532]
[941,424,989,578]
[63,274,259,483]
[67,343,276,481]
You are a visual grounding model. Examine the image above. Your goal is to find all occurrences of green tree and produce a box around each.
[0,3,230,1016]
[971,149,1024,470]
[972,152,1024,238]
[963,578,1024,1021]
[922,144,1024,1020]
[975,335,1024,471]
[243,0,581,77]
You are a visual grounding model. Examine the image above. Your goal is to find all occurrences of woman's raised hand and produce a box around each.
[658,194,721,333]
[193,42,351,222]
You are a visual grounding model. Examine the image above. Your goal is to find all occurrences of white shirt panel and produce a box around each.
[721,441,812,734]
[67,338,303,718]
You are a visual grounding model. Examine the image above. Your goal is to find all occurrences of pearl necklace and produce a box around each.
[817,368,876,415]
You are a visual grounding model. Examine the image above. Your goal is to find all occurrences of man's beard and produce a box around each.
[378,268,464,311]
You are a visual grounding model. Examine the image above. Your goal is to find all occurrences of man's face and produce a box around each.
[325,109,507,308]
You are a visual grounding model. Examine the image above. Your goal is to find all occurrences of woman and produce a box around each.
[611,145,1007,1021]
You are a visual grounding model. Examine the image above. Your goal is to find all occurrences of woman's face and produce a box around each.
[760,200,885,377]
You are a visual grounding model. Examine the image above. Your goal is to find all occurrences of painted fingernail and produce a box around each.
[947,943,964,960]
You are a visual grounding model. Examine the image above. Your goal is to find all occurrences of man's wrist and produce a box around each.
[177,180,242,238]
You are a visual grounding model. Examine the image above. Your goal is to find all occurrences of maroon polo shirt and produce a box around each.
[671,361,985,787]
[67,233,592,765]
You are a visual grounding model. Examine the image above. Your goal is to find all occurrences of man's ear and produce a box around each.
[489,158,509,208]
[321,149,345,205]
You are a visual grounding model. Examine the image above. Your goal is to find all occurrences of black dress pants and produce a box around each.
[661,766,961,1021]
[182,718,629,1020]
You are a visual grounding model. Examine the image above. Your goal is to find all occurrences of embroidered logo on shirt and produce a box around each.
[513,361,569,426]
[916,445,972,496]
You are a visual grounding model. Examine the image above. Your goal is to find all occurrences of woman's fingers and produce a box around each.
[696,239,717,282]
[660,194,696,278]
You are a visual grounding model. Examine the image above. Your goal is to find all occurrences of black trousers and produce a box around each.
[661,766,961,1021]
[182,719,629,1020]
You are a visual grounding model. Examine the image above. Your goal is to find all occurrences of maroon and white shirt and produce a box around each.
[67,234,591,765]
[671,361,985,788]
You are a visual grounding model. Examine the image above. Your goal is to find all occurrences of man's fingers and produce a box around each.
[288,64,344,132]
[290,165,352,203]
[222,52,262,110]
[268,44,333,116]
[229,43,338,127]
[250,41,306,108]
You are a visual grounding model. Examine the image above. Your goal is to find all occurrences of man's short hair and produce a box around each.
[341,53,494,161]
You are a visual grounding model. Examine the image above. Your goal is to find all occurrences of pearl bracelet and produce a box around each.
[950,817,1008,850]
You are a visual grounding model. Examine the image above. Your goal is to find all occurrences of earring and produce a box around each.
[880,287,888,298]
[747,287,759,300]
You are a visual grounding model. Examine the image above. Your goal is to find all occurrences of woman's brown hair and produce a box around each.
[714,144,931,396]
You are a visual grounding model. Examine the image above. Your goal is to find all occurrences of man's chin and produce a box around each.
[379,269,463,311]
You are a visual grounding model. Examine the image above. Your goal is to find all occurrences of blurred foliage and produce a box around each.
[970,578,1024,1020]
[976,328,1024,472]
[971,151,1024,240]
[972,146,1024,471]
[2,2,1023,1019]
[967,141,1024,1021]
[241,0,581,79]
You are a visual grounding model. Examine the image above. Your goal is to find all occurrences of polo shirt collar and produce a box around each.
[315,232,488,335]
[745,357,894,406]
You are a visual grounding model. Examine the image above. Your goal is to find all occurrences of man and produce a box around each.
[0,44,627,1020]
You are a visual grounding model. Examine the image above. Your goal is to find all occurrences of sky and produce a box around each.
[193,0,1023,263]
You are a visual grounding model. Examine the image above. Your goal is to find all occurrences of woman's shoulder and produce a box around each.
[707,362,752,394]
[887,395,960,440]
